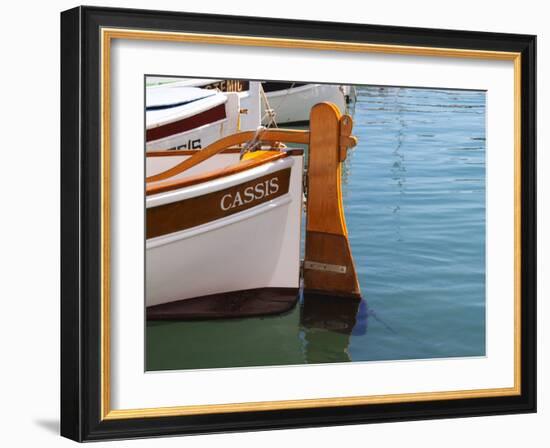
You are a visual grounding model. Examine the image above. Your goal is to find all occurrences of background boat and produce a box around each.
[146,82,261,151]
[147,77,353,128]
[260,82,349,125]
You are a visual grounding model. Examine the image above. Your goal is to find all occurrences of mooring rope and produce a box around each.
[260,83,278,128]
[240,125,266,159]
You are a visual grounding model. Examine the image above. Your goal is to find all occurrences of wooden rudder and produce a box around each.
[303,102,361,299]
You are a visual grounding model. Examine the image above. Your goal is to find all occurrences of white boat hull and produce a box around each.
[146,93,240,151]
[146,156,303,308]
[146,82,262,151]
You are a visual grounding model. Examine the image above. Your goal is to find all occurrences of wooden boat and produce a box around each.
[146,102,360,320]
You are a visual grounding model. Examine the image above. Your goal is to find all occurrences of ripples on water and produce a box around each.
[146,86,486,371]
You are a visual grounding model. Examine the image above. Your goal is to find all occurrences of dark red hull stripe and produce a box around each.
[146,103,226,142]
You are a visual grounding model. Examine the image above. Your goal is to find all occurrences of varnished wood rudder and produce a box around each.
[303,102,361,299]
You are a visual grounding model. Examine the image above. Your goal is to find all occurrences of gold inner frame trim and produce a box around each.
[100,27,522,420]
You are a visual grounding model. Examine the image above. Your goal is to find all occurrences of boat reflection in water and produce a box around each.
[145,291,372,371]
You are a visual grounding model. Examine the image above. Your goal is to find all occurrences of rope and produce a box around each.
[240,125,266,159]
[269,82,296,121]
[260,83,278,128]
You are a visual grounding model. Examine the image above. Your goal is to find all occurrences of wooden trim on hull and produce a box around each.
[146,148,305,157]
[147,147,243,156]
[147,287,300,320]
[147,167,291,238]
[147,151,288,195]
[146,128,309,183]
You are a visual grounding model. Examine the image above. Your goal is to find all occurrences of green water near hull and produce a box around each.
[146,85,486,371]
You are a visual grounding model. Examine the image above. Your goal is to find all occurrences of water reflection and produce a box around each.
[300,293,367,364]
[390,89,407,243]
[301,293,361,334]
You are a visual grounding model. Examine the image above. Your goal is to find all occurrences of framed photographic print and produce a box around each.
[60,6,536,442]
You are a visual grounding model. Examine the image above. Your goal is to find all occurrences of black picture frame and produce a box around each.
[61,5,536,442]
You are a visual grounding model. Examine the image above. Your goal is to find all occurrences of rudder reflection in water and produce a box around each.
[301,293,370,364]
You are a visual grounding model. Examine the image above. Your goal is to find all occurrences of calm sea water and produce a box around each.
[146,86,486,371]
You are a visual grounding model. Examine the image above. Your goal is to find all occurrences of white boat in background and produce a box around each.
[260,82,349,125]
[146,77,353,127]
[145,82,261,151]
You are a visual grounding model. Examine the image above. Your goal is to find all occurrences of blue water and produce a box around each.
[146,85,486,370]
